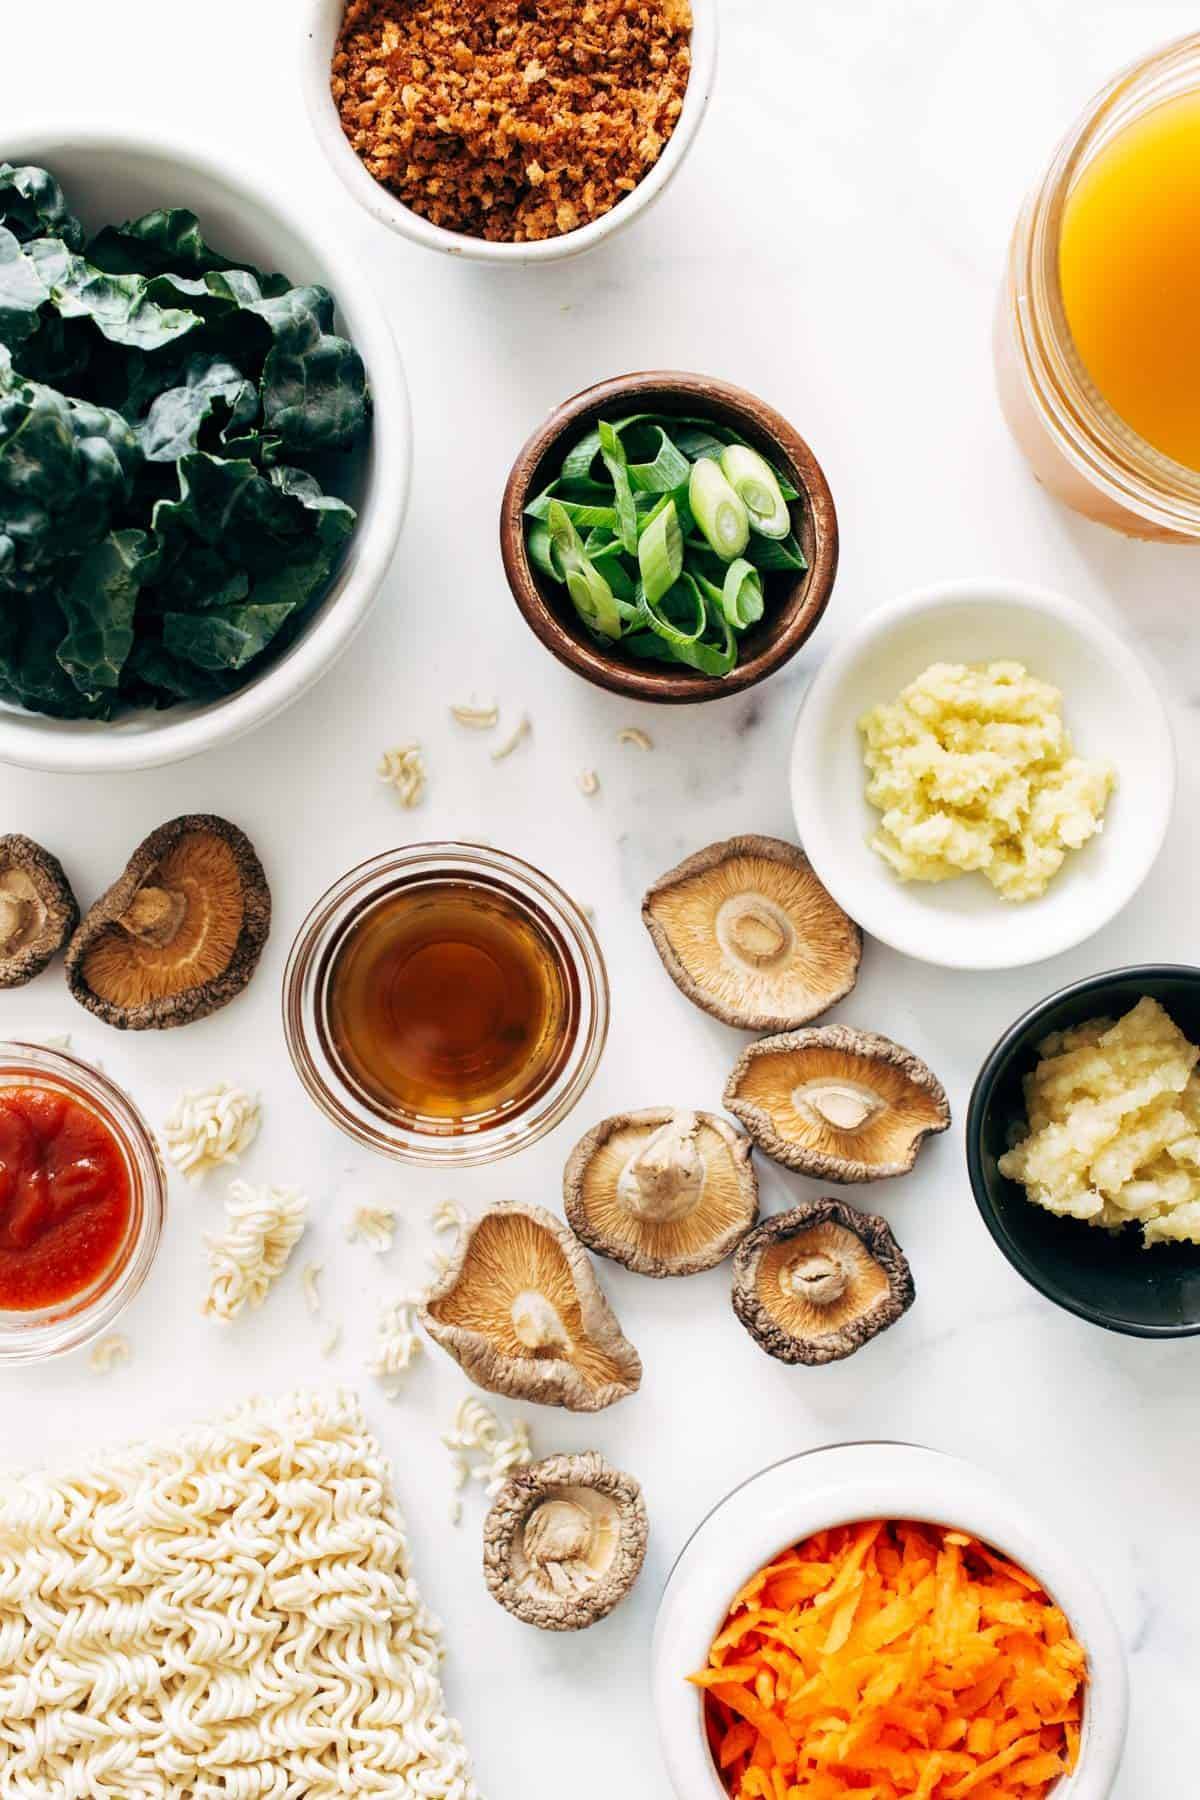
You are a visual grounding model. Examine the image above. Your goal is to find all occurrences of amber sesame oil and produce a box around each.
[321,874,579,1135]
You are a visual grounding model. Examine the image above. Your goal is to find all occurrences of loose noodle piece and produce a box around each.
[369,1297,423,1398]
[0,1390,480,1799]
[441,1393,532,1522]
[301,1260,323,1316]
[202,1181,307,1321]
[87,1333,130,1373]
[163,1082,261,1180]
[378,742,427,807]
[346,1203,397,1253]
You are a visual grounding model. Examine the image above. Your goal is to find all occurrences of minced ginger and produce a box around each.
[858,660,1114,902]
[999,996,1200,1245]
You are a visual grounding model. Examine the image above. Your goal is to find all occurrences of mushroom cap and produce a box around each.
[0,835,78,989]
[563,1107,759,1277]
[65,815,270,1030]
[482,1450,648,1631]
[732,1198,915,1365]
[419,1201,642,1412]
[642,835,862,1032]
[725,1024,950,1181]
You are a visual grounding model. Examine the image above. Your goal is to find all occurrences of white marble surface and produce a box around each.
[3,3,1199,1794]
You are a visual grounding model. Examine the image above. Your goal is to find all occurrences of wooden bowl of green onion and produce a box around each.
[500,372,838,703]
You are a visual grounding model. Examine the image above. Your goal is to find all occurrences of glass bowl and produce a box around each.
[0,1042,166,1364]
[283,843,609,1167]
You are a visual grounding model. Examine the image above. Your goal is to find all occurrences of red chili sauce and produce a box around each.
[0,1084,131,1310]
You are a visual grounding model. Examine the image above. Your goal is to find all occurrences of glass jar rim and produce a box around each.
[1010,31,1200,536]
[282,842,609,1167]
[0,1041,166,1364]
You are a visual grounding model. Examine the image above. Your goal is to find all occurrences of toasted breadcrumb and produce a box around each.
[332,0,693,245]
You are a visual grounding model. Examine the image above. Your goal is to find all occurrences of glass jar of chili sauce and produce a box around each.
[0,1042,165,1362]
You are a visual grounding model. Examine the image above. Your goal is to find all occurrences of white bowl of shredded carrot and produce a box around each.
[653,1443,1128,1800]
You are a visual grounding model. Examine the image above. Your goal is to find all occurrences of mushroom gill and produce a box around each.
[0,835,77,989]
[65,815,270,1029]
[732,1199,915,1366]
[725,1025,950,1181]
[642,835,862,1031]
[420,1202,642,1411]
[483,1451,648,1630]
[564,1107,758,1277]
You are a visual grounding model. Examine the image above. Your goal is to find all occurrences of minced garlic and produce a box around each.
[1000,996,1200,1245]
[859,661,1114,902]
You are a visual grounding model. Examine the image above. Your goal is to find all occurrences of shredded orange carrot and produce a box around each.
[690,1520,1087,1800]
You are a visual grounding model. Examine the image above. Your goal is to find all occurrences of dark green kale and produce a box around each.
[0,167,371,720]
[0,164,84,251]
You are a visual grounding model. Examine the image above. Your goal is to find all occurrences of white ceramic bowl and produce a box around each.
[790,580,1175,970]
[302,0,718,264]
[653,1442,1128,1800]
[0,127,410,774]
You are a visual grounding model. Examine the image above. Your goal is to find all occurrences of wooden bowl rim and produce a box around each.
[499,371,839,704]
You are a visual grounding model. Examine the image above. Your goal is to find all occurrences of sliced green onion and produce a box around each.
[597,420,638,556]
[721,557,764,628]
[524,485,616,531]
[635,572,704,648]
[527,520,563,584]
[719,444,791,539]
[689,457,750,561]
[560,426,603,484]
[589,540,637,603]
[628,428,691,494]
[671,574,738,674]
[637,499,683,607]
[744,530,808,574]
[547,501,622,639]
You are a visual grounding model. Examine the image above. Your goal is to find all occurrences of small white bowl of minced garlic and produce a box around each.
[790,579,1175,971]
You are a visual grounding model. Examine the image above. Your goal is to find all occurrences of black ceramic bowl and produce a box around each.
[967,965,1200,1338]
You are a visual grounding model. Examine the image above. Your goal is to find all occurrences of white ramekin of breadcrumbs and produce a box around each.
[303,0,717,261]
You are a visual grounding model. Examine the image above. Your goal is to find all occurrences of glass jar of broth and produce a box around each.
[996,32,1200,541]
[283,844,608,1166]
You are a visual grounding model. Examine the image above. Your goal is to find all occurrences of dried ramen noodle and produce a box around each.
[0,1389,480,1799]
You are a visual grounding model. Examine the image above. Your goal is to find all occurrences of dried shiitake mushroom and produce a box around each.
[725,1025,950,1181]
[563,1107,758,1277]
[419,1201,642,1412]
[0,835,78,989]
[482,1451,648,1631]
[65,815,270,1030]
[642,835,862,1031]
[732,1199,914,1365]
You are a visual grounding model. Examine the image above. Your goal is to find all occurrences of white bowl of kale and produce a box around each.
[0,132,409,772]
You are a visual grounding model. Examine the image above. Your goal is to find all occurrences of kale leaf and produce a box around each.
[0,170,369,719]
[0,164,84,251]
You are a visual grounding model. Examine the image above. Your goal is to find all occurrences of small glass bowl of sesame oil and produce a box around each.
[283,844,609,1166]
